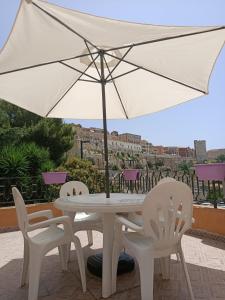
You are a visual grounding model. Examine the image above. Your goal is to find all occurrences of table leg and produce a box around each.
[102,213,115,298]
[63,211,76,262]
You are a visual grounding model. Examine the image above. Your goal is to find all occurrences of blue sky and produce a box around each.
[0,0,225,150]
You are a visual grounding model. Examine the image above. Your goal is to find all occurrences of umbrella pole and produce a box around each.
[100,50,110,198]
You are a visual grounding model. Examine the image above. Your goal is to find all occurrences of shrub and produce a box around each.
[58,156,105,193]
[0,143,54,177]
[0,146,29,177]
[21,143,54,176]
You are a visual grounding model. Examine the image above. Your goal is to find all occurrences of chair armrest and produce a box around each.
[28,216,73,235]
[115,215,143,232]
[28,210,53,221]
[176,211,195,224]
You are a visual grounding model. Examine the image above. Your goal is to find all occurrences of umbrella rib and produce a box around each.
[0,52,98,76]
[107,67,140,82]
[45,57,99,117]
[85,41,101,79]
[105,26,225,52]
[105,46,133,81]
[78,78,99,83]
[103,56,129,119]
[105,52,206,94]
[60,61,99,82]
[32,2,99,51]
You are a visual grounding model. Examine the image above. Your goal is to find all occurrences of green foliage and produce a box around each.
[178,160,193,173]
[0,143,53,177]
[134,162,143,169]
[111,164,119,171]
[59,156,105,193]
[26,118,74,165]
[147,161,153,169]
[0,100,74,165]
[154,159,164,169]
[21,143,54,176]
[216,154,225,162]
[0,100,41,128]
[0,146,29,177]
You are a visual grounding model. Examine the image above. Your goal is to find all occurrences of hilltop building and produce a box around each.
[68,124,195,169]
[194,140,207,163]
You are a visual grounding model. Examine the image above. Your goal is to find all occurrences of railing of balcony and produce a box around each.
[0,170,224,208]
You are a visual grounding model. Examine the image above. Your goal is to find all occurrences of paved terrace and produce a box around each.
[1,230,225,300]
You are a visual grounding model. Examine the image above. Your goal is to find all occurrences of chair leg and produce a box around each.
[111,222,123,294]
[28,248,43,300]
[58,245,68,271]
[87,230,93,246]
[20,239,29,287]
[73,236,86,293]
[138,251,154,300]
[160,256,170,280]
[111,239,121,294]
[179,248,195,300]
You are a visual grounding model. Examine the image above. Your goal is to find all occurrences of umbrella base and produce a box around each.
[87,252,135,278]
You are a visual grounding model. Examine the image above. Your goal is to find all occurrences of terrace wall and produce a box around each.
[1,203,225,237]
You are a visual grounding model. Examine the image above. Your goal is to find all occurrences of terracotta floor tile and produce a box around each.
[1,230,225,299]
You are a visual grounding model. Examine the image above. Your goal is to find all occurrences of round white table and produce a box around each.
[54,193,145,298]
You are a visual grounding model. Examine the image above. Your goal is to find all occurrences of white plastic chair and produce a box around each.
[59,181,102,247]
[112,181,195,300]
[127,177,177,225]
[12,187,86,300]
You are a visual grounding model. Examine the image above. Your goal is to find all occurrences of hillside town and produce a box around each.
[68,124,225,171]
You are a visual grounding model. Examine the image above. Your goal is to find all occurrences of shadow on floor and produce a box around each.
[1,247,225,300]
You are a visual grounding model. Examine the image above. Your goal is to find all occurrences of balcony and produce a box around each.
[1,229,225,299]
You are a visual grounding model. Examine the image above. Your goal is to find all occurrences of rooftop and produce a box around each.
[1,229,225,300]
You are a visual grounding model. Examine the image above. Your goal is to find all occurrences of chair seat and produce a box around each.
[72,213,102,232]
[124,232,153,250]
[127,212,195,226]
[127,213,143,226]
[30,226,65,246]
[75,212,101,223]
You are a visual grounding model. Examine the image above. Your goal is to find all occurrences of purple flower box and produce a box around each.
[195,163,225,181]
[42,172,68,185]
[122,169,140,181]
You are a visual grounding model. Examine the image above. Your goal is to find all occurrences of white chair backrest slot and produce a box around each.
[60,181,89,197]
[143,181,193,250]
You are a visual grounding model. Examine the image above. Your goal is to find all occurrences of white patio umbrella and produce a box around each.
[0,0,224,197]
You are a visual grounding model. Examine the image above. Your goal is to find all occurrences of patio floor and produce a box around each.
[1,229,225,300]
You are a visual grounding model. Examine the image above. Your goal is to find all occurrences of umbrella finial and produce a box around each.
[25,0,33,3]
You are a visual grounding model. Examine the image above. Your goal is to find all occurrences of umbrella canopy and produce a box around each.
[0,0,225,196]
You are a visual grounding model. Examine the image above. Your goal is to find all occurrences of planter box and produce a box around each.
[122,169,140,181]
[195,163,225,181]
[42,172,67,185]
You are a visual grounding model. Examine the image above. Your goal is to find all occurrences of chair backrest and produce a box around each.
[157,177,176,185]
[12,187,28,235]
[142,181,193,251]
[60,181,89,197]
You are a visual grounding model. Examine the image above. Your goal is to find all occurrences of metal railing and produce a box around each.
[0,170,224,208]
[111,170,224,208]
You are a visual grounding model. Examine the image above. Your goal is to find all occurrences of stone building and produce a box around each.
[194,140,207,163]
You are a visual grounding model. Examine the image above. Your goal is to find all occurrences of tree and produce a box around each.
[154,159,164,170]
[0,100,74,165]
[26,118,74,165]
[178,161,193,173]
[0,100,41,128]
[216,154,225,162]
